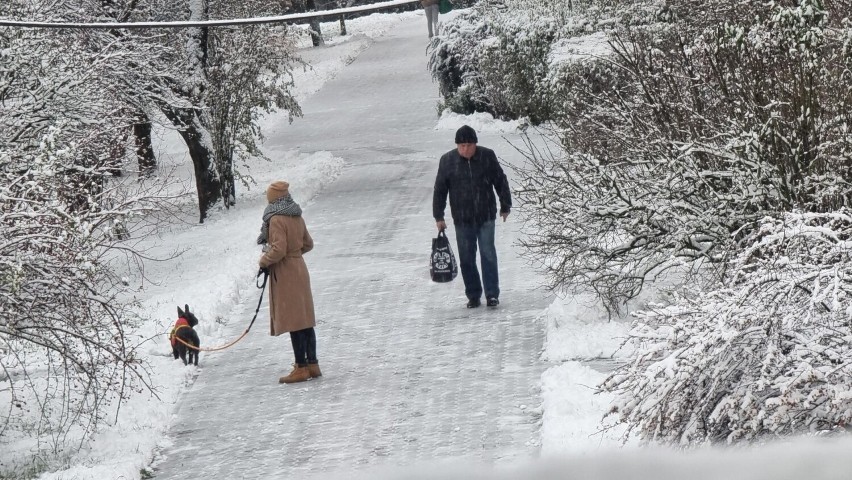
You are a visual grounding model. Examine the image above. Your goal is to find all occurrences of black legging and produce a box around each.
[289,327,317,365]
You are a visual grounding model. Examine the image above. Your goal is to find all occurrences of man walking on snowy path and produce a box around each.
[433,125,512,308]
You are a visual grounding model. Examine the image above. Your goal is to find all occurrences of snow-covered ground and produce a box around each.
[8,7,848,480]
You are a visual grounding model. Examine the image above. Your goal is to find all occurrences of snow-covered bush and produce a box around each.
[514,0,852,310]
[0,126,168,457]
[0,8,178,461]
[601,211,852,446]
[510,0,852,446]
[475,8,557,123]
[427,9,493,115]
[427,0,646,121]
[428,0,572,122]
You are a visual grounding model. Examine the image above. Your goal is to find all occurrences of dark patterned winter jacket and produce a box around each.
[433,146,512,226]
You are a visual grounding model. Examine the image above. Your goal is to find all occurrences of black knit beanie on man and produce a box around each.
[455,125,478,144]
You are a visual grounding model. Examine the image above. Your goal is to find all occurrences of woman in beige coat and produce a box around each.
[257,181,321,384]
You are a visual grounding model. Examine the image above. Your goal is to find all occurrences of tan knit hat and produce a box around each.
[266,181,290,203]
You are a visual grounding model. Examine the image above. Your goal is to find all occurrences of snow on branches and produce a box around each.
[0,125,165,452]
[484,0,852,447]
[427,0,568,123]
[602,211,852,446]
[0,0,302,459]
[511,0,852,312]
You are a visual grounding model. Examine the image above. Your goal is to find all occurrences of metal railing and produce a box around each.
[0,0,421,29]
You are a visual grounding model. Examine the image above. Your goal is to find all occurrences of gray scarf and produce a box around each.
[257,194,303,245]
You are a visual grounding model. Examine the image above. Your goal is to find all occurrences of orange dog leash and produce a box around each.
[169,270,268,352]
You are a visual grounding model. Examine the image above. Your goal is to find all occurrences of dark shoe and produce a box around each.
[466,298,481,308]
[486,297,499,307]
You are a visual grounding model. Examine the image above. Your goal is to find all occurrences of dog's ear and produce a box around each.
[177,306,185,318]
[185,304,190,314]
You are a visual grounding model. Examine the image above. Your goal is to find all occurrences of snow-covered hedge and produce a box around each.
[602,211,852,445]
[0,9,174,463]
[513,0,852,309]
[429,0,586,122]
[500,0,852,447]
[0,126,165,459]
[427,9,493,116]
[427,0,655,122]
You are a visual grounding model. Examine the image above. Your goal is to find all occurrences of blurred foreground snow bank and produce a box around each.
[332,436,852,480]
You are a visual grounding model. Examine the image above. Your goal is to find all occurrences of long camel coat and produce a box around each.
[258,214,316,336]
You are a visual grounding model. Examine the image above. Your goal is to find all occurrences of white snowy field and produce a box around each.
[6,7,849,480]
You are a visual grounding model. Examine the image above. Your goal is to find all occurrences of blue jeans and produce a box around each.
[455,221,499,301]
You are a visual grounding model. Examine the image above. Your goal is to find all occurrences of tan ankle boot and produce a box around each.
[279,365,310,384]
[307,363,322,378]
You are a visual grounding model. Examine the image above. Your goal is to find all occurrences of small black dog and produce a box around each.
[170,304,200,366]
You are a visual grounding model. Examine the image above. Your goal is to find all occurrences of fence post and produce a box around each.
[339,15,347,35]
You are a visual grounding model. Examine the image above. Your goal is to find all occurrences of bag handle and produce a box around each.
[438,228,447,239]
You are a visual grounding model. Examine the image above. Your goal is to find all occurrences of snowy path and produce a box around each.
[152,17,551,479]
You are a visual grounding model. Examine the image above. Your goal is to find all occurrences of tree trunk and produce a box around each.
[219,158,236,208]
[133,113,157,176]
[181,122,220,223]
[180,0,219,222]
[306,0,324,46]
[165,107,221,223]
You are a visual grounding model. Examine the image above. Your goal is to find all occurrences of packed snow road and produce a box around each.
[152,16,551,479]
